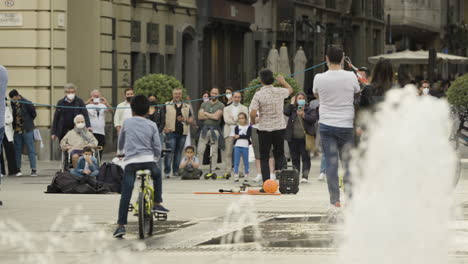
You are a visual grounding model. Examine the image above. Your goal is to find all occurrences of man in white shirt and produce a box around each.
[222,92,248,177]
[114,88,134,135]
[313,45,360,208]
[86,89,112,157]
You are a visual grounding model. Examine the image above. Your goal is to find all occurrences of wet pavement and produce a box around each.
[0,155,467,263]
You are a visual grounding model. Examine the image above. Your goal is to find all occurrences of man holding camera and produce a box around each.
[86,89,112,157]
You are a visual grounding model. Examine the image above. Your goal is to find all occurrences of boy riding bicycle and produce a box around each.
[113,95,169,238]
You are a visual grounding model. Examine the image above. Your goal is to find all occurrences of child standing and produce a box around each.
[233,112,251,182]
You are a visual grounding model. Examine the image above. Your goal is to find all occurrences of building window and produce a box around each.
[147,23,159,45]
[165,25,174,46]
[131,20,141,43]
[166,54,175,76]
[150,53,165,74]
[326,0,336,9]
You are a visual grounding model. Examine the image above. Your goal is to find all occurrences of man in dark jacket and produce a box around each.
[51,83,91,141]
[9,89,38,177]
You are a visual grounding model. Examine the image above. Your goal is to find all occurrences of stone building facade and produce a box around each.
[0,0,197,159]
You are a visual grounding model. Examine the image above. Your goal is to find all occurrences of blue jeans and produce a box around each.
[319,123,354,205]
[233,146,249,174]
[70,169,99,178]
[320,154,327,173]
[118,162,162,225]
[164,132,186,175]
[14,131,37,171]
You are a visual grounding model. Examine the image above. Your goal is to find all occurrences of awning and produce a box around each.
[368,50,468,64]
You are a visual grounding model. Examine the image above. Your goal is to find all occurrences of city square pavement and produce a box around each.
[0,153,467,263]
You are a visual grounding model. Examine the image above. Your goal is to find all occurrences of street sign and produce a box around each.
[0,12,22,27]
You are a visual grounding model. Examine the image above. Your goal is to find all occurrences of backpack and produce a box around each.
[97,163,123,193]
[53,170,80,193]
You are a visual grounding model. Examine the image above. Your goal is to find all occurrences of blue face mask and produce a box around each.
[297,99,306,106]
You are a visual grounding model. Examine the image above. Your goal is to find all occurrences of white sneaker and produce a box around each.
[233,175,239,182]
[270,174,276,181]
[318,173,326,181]
[165,174,170,179]
[300,178,308,183]
[16,172,22,177]
[253,174,262,183]
[0,174,3,178]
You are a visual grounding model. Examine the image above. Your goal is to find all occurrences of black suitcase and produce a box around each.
[278,166,300,194]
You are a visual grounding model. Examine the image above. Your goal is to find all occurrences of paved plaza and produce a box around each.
[0,153,467,263]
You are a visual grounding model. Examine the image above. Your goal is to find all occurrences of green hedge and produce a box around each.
[447,73,468,113]
[133,74,187,103]
[243,74,300,106]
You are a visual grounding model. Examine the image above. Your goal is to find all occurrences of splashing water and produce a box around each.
[220,196,264,248]
[339,87,458,264]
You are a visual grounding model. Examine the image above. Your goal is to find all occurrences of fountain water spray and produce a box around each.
[339,86,457,264]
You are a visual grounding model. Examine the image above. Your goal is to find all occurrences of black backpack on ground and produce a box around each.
[97,163,123,193]
[46,170,106,194]
[278,166,300,194]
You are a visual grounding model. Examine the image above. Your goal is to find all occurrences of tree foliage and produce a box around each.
[133,74,187,103]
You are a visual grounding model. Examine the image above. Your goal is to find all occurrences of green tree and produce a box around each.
[133,74,187,103]
[243,74,300,106]
[447,73,468,114]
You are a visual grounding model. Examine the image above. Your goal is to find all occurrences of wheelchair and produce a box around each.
[60,146,103,171]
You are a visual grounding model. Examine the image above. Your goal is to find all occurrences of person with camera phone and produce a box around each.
[284,92,317,183]
[86,90,112,158]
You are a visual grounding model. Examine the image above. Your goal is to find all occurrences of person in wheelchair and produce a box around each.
[60,114,98,168]
[70,146,99,178]
[113,95,169,238]
[179,146,202,180]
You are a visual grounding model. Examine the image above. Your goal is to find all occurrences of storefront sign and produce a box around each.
[0,12,23,27]
[211,0,254,24]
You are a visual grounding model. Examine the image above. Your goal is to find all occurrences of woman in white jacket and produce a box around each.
[0,101,18,176]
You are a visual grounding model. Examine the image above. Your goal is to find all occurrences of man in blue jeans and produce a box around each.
[163,88,193,178]
[113,95,169,238]
[313,45,360,208]
[9,89,38,177]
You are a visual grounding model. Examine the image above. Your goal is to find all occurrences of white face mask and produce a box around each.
[226,94,232,100]
[203,98,209,102]
[423,88,430,95]
[67,94,75,101]
[76,123,85,129]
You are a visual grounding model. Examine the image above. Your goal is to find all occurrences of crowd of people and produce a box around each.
[0,44,455,234]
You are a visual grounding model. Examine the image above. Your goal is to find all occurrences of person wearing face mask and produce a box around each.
[284,92,317,183]
[60,114,98,168]
[114,88,134,135]
[70,146,100,178]
[9,89,38,177]
[418,80,431,96]
[222,92,248,178]
[86,90,112,158]
[223,87,234,106]
[51,83,91,142]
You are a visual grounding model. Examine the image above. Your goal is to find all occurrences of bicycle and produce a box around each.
[128,149,170,239]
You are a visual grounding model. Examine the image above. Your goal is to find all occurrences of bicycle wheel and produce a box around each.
[138,192,146,239]
[145,189,154,236]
